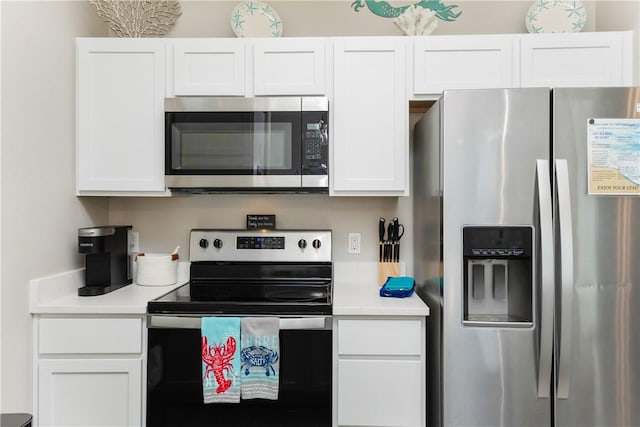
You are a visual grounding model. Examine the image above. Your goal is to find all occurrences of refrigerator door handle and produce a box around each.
[536,159,554,399]
[555,159,574,399]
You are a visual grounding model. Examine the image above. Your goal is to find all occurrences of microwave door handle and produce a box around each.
[536,159,554,399]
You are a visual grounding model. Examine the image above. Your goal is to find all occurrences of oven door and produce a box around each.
[146,316,332,427]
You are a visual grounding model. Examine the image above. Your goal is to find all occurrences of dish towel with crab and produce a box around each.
[201,317,241,403]
[240,317,280,400]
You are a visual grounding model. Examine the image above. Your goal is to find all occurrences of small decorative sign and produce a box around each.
[247,215,276,229]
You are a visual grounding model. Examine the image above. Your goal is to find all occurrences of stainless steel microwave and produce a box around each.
[164,97,329,193]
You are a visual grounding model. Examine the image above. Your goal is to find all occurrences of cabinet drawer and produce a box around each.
[39,318,142,354]
[337,319,422,356]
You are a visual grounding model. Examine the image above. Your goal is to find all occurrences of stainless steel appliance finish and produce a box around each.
[148,229,333,316]
[189,229,332,262]
[165,96,329,192]
[553,87,640,426]
[165,96,329,113]
[414,87,640,427]
[146,229,333,426]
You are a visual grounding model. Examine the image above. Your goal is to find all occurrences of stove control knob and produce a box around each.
[213,238,223,249]
[298,239,307,249]
[199,238,209,249]
[312,239,322,249]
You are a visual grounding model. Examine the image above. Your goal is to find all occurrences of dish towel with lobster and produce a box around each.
[201,317,241,404]
[240,317,280,400]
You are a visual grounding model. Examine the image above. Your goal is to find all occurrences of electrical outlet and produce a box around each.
[348,233,361,254]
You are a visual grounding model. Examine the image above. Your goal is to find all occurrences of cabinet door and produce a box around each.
[38,358,142,427]
[520,31,632,87]
[413,35,516,95]
[332,38,408,195]
[253,38,326,95]
[337,359,422,426]
[76,38,166,193]
[173,39,245,95]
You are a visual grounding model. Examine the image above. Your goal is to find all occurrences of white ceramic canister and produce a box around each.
[135,252,178,286]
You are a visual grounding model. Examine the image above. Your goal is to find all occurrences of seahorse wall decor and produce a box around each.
[351,0,462,22]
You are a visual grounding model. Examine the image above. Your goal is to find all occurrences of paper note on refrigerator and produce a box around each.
[587,118,640,195]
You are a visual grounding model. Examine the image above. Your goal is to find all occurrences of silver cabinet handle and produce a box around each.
[536,159,554,399]
[555,159,574,399]
[148,315,332,330]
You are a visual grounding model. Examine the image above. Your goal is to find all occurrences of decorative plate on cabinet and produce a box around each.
[525,0,586,34]
[231,0,283,38]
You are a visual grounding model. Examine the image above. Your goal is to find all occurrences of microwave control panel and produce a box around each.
[302,112,328,175]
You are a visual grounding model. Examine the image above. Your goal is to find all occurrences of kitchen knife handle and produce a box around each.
[379,218,386,262]
[556,159,574,400]
[535,159,554,399]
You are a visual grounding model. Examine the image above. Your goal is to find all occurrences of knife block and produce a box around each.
[378,262,400,286]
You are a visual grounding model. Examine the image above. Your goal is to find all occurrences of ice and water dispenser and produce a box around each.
[462,226,533,327]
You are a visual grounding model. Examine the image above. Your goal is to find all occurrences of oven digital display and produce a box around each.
[237,236,285,249]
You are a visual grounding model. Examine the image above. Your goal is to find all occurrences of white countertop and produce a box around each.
[333,262,429,317]
[30,261,429,317]
[30,264,189,315]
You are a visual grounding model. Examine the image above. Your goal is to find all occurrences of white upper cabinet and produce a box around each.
[332,37,408,196]
[172,39,245,96]
[412,35,516,96]
[411,31,633,97]
[76,38,167,195]
[76,33,633,196]
[253,38,327,95]
[519,31,632,88]
[171,38,326,97]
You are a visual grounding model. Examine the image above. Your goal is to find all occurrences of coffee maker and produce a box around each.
[78,225,133,296]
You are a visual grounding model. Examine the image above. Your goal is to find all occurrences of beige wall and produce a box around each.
[168,0,596,37]
[0,1,108,412]
[1,0,638,415]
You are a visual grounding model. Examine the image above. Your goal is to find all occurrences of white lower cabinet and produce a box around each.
[334,317,426,427]
[34,316,144,427]
[38,358,142,427]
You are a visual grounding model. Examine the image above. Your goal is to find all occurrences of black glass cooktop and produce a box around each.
[147,283,332,316]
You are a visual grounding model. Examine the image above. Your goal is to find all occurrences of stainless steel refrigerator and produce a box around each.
[413,87,640,427]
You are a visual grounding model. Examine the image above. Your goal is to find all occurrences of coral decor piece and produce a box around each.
[393,5,438,35]
[90,0,182,37]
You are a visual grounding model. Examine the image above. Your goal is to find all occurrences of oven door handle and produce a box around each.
[148,315,332,330]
